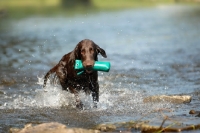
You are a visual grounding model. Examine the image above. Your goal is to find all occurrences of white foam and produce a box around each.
[2,75,173,114]
[3,76,112,109]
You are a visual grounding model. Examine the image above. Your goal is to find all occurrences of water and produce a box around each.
[1,5,200,132]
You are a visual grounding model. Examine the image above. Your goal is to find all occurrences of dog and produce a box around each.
[43,39,107,109]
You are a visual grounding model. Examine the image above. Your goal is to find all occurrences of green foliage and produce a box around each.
[0,0,199,19]
[61,0,91,7]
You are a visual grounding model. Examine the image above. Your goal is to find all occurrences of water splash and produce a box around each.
[1,75,173,116]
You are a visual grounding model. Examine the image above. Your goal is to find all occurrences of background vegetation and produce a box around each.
[0,0,199,18]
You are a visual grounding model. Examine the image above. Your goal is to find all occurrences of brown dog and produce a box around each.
[43,39,107,109]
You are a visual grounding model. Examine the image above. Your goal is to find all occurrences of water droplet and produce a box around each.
[4,103,8,106]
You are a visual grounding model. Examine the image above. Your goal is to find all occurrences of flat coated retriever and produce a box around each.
[43,39,107,109]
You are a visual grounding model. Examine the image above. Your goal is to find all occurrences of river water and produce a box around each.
[0,5,200,132]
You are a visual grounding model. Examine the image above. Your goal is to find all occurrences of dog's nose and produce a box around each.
[83,59,94,70]
[83,61,94,70]
[85,64,93,70]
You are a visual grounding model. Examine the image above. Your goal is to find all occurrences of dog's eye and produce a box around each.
[89,48,94,52]
[81,49,85,54]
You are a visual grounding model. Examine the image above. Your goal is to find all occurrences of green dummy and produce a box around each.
[74,60,110,75]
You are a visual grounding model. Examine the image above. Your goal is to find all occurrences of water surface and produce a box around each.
[0,5,200,132]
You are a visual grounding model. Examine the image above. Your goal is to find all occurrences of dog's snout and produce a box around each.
[83,61,94,70]
[86,63,93,69]
[86,65,93,70]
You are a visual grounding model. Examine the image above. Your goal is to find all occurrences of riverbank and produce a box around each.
[9,110,200,133]
[10,121,200,133]
[8,95,200,133]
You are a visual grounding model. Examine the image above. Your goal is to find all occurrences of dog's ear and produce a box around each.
[74,41,82,59]
[95,44,107,58]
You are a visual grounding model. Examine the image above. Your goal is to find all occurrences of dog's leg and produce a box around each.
[56,63,68,90]
[69,86,83,109]
[75,93,83,109]
[43,65,58,88]
[91,82,99,108]
[89,76,99,108]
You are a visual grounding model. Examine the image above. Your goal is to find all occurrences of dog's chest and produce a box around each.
[67,75,90,88]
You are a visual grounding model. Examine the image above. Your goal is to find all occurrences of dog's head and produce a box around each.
[74,39,107,73]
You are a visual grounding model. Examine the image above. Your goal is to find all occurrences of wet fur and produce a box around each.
[43,39,107,109]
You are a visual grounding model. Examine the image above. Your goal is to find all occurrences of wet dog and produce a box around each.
[43,39,107,109]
